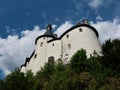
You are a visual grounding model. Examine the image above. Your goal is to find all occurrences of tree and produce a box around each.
[102,39,120,73]
[25,70,35,90]
[0,80,5,90]
[70,49,87,73]
[5,68,27,90]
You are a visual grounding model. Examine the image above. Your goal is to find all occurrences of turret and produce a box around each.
[44,24,54,36]
[82,19,89,24]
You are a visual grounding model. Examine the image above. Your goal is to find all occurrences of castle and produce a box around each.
[21,19,101,74]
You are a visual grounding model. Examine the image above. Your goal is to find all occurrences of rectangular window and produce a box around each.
[48,56,54,65]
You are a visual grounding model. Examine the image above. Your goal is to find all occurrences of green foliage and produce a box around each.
[102,39,120,75]
[25,70,35,90]
[1,39,120,90]
[0,80,5,90]
[70,49,87,73]
[55,59,65,72]
[0,68,35,90]
[5,68,27,90]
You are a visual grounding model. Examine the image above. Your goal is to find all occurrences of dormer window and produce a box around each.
[40,42,43,47]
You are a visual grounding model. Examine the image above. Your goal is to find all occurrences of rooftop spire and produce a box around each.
[82,19,89,24]
[44,24,54,36]
[47,24,52,31]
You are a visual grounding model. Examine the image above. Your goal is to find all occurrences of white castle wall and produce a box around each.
[47,40,61,61]
[28,37,55,74]
[21,22,101,74]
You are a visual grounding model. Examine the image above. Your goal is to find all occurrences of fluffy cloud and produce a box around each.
[96,15,103,21]
[88,0,103,9]
[0,18,120,76]
[0,26,45,75]
[54,21,73,37]
[88,0,114,9]
[92,18,120,43]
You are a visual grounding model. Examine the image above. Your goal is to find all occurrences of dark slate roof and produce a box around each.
[35,35,56,44]
[21,50,35,68]
[35,24,57,44]
[44,29,54,36]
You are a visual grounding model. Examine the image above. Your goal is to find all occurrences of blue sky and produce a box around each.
[0,0,120,78]
[0,0,119,37]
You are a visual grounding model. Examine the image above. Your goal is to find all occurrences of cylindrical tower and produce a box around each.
[61,19,101,63]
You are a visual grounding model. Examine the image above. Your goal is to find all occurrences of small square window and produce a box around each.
[79,28,82,32]
[43,37,45,39]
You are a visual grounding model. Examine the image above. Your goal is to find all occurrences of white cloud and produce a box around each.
[55,21,73,37]
[41,10,47,19]
[92,18,120,43]
[89,0,103,9]
[96,15,103,21]
[0,26,45,75]
[52,24,57,29]
[88,0,113,9]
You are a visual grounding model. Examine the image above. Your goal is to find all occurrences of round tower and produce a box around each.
[60,19,101,63]
[25,24,56,74]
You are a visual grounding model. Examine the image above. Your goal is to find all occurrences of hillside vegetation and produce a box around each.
[0,39,120,90]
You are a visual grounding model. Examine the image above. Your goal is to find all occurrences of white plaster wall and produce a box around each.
[21,66,26,73]
[47,40,61,61]
[26,56,35,72]
[62,26,101,63]
[27,37,54,74]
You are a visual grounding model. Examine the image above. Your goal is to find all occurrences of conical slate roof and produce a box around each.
[44,24,54,36]
[44,29,54,36]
